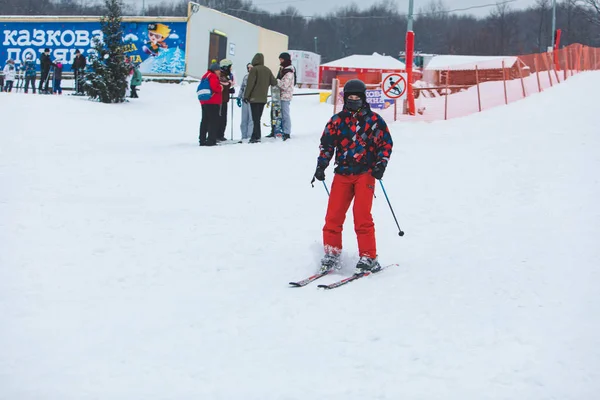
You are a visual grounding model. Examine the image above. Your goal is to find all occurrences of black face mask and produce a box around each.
[345,98,363,112]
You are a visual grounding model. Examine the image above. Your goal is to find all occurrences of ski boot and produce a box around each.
[354,256,382,275]
[319,253,341,274]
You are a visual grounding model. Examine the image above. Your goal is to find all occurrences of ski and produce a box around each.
[289,270,332,287]
[317,264,398,290]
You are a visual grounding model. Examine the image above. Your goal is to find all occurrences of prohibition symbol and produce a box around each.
[382,73,407,99]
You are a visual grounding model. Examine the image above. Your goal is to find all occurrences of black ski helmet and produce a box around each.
[343,79,367,109]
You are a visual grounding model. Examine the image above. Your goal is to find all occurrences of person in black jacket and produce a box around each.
[38,48,52,94]
[52,60,63,95]
[71,49,87,94]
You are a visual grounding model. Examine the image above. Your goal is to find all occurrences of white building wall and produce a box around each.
[257,27,288,77]
[186,5,287,84]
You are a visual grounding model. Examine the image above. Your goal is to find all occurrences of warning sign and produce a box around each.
[382,73,407,99]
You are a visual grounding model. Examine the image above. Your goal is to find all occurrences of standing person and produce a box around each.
[130,64,142,98]
[71,49,87,94]
[52,60,63,95]
[276,52,295,141]
[38,48,52,94]
[243,53,277,143]
[2,59,16,92]
[0,64,4,93]
[217,59,235,141]
[124,56,135,98]
[22,54,37,94]
[198,62,223,147]
[312,79,393,275]
[236,62,253,143]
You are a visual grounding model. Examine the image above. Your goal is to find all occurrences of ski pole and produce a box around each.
[378,180,404,236]
[310,176,330,196]
[322,181,330,196]
[230,95,234,140]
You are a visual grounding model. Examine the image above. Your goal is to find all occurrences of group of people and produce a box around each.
[0,48,86,95]
[198,52,295,146]
[0,49,142,98]
[199,52,395,273]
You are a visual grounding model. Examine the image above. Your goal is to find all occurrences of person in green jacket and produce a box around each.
[243,53,277,143]
[130,65,142,98]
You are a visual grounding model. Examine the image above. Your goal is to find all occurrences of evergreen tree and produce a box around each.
[84,0,129,103]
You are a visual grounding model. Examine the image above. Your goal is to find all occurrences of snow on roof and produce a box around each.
[321,53,406,70]
[425,55,520,71]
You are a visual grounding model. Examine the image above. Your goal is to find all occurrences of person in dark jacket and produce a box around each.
[243,53,277,143]
[130,65,142,98]
[198,62,223,147]
[312,79,394,275]
[22,54,37,94]
[217,59,235,141]
[52,60,63,95]
[38,48,52,93]
[71,49,87,94]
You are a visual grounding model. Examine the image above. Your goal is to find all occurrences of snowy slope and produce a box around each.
[1,74,599,400]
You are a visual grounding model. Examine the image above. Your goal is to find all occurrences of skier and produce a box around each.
[71,49,87,95]
[198,62,223,146]
[130,64,142,98]
[243,53,277,143]
[2,59,16,92]
[22,54,37,94]
[52,59,63,95]
[218,59,235,142]
[312,79,393,275]
[38,48,52,94]
[236,62,254,143]
[275,52,295,141]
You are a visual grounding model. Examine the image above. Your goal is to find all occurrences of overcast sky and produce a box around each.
[125,0,539,18]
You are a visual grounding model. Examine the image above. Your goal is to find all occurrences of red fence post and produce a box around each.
[543,52,553,87]
[444,68,450,120]
[517,60,526,98]
[551,52,560,83]
[475,65,482,112]
[534,55,542,93]
[502,60,508,105]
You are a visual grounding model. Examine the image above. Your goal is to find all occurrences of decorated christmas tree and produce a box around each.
[84,0,129,103]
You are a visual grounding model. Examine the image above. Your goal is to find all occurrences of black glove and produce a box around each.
[243,98,249,104]
[371,165,385,180]
[229,88,235,94]
[314,166,325,181]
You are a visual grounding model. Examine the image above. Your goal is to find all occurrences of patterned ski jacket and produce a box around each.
[22,60,37,77]
[277,65,295,101]
[317,104,393,175]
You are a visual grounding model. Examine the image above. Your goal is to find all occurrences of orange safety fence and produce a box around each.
[329,44,599,123]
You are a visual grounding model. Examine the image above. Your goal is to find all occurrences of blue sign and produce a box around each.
[337,89,395,109]
[0,20,187,75]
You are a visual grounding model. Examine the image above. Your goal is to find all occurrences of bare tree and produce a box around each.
[582,0,600,26]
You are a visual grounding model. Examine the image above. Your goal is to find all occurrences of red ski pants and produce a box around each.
[323,172,377,258]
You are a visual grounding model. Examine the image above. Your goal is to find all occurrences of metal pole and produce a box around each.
[407,0,414,31]
[142,0,146,16]
[551,0,556,48]
[314,37,318,54]
[405,0,415,115]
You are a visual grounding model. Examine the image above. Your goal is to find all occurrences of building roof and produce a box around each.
[321,53,406,70]
[425,55,520,71]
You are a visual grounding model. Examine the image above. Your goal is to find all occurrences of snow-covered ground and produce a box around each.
[1,73,599,399]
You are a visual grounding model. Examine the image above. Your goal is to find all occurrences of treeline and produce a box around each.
[1,0,599,61]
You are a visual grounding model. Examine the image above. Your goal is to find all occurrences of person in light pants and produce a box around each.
[237,63,254,142]
[276,52,295,141]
